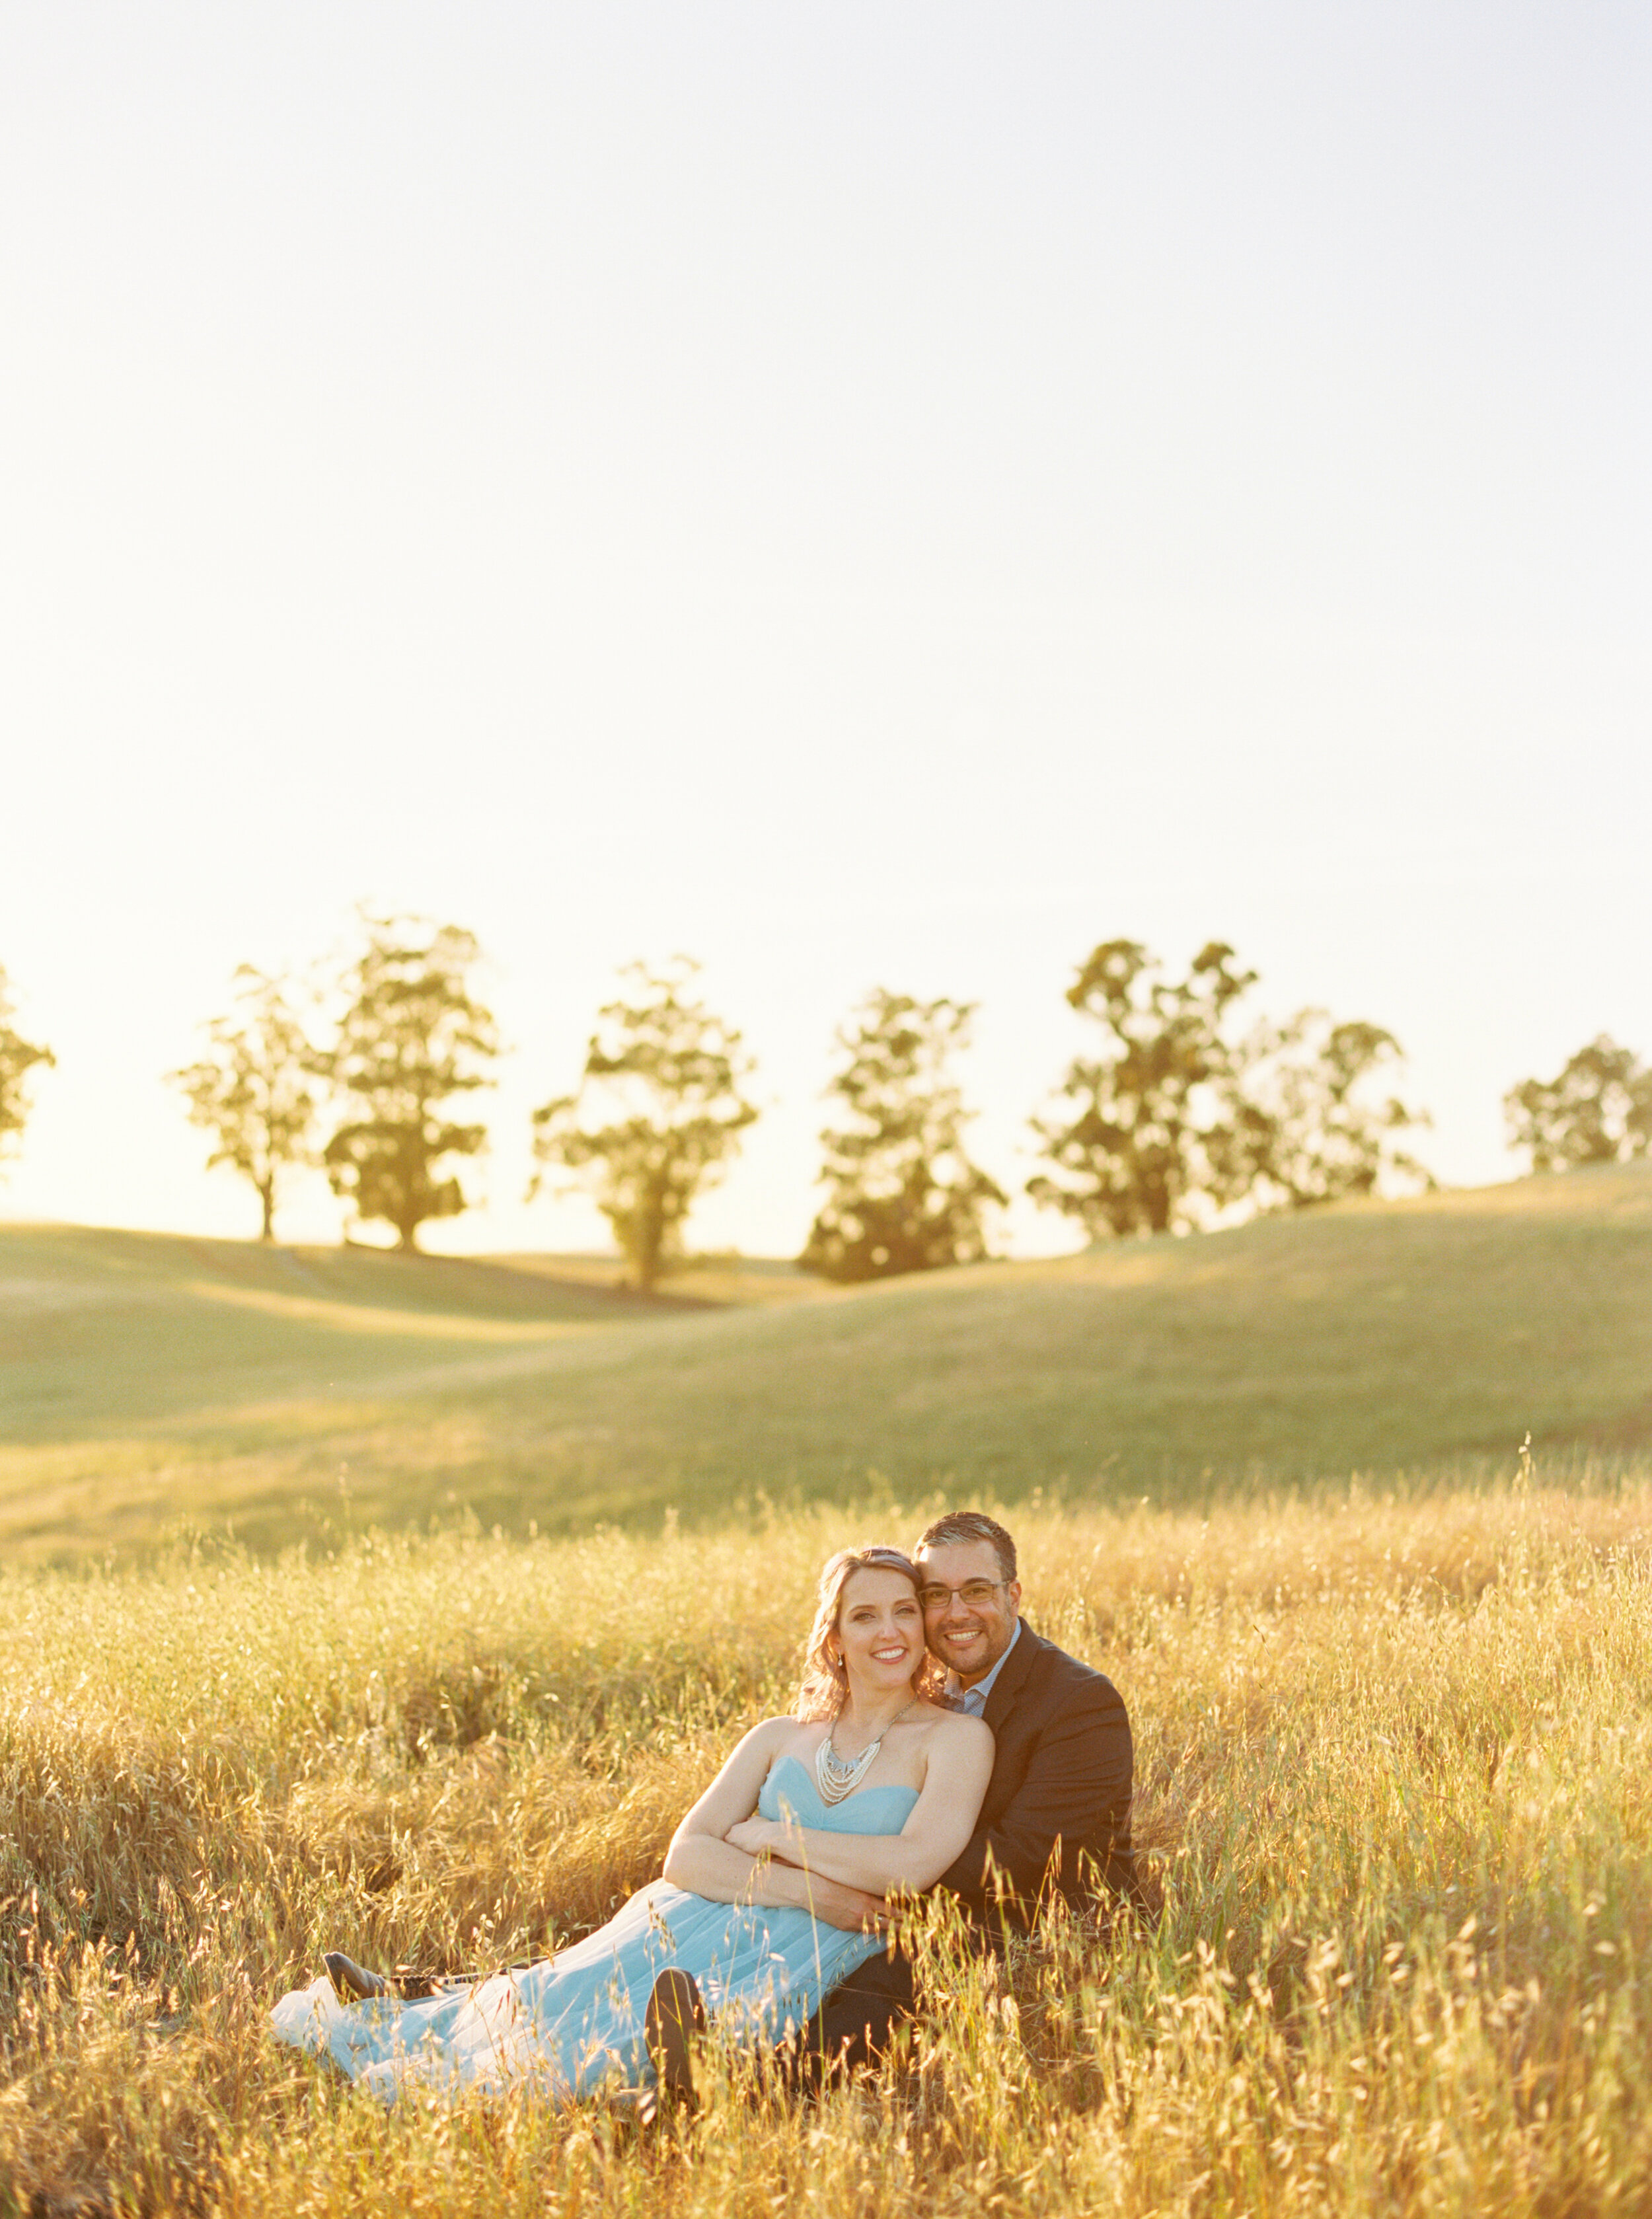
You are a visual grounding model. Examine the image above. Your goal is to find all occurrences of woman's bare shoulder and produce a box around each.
[739,1714,808,1754]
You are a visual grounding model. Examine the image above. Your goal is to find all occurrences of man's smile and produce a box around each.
[936,1624,990,1662]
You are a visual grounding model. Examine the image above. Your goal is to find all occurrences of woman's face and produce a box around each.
[832,1565,926,1694]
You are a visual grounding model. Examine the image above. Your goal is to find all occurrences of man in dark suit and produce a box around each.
[804,1507,1141,2076]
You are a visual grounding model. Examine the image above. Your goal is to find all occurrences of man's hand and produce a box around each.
[791,1873,888,1934]
[725,1815,779,1857]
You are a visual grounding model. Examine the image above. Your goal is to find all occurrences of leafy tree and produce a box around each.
[1504,1036,1652,1172]
[1028,939,1429,1236]
[800,989,1006,1281]
[322,915,500,1252]
[167,966,320,1240]
[0,967,54,1169]
[531,958,757,1292]
[1028,939,1259,1238]
[1230,1010,1433,1209]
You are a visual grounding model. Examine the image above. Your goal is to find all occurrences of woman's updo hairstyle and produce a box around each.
[794,1544,946,1721]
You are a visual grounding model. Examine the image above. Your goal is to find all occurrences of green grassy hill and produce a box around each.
[0,1222,686,1431]
[3,1163,1650,1557]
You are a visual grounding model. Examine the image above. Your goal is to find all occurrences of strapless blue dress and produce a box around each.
[269,1752,916,2101]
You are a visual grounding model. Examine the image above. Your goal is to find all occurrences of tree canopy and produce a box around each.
[322,915,500,1252]
[531,958,757,1291]
[1028,938,1259,1238]
[0,967,54,1169]
[1504,1035,1652,1172]
[1028,938,1431,1238]
[168,967,320,1240]
[800,989,1006,1281]
[1234,1011,1433,1209]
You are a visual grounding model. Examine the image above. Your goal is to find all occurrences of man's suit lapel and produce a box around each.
[981,1618,1041,1733]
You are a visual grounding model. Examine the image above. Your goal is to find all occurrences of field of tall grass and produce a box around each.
[4,1468,1651,2216]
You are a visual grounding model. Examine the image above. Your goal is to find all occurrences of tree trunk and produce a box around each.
[259,1178,276,1242]
[631,1179,665,1292]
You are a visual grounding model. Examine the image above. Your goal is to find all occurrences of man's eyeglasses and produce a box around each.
[917,1579,1008,1610]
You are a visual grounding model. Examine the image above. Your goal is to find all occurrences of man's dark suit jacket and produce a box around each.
[938,1616,1139,1926]
[806,1618,1138,2074]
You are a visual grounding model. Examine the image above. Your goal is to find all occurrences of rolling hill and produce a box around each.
[3,1162,1650,1558]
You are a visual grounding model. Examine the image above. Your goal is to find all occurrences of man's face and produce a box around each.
[915,1538,1022,1687]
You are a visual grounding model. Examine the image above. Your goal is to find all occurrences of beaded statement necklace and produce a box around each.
[813,1698,919,1807]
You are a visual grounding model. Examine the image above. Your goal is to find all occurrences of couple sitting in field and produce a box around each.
[270,1510,1139,2106]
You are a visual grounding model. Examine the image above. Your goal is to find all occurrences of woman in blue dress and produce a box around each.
[269,1545,994,2103]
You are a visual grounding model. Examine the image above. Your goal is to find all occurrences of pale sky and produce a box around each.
[1,4,1647,1259]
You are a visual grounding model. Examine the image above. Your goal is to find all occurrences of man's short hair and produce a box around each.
[914,1509,1017,1584]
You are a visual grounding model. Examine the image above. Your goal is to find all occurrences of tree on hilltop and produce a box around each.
[322,915,500,1252]
[0,967,54,1169]
[1226,1011,1433,1210]
[800,989,1006,1281]
[167,966,320,1240]
[530,958,757,1292]
[1028,938,1260,1238]
[1028,938,1432,1237]
[1504,1036,1652,1172]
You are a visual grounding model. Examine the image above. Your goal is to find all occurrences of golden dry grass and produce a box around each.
[3,1473,1651,2215]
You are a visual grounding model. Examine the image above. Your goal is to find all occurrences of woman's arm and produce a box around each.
[661,1717,885,1933]
[726,1715,994,1895]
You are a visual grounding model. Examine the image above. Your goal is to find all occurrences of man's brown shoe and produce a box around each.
[324,1950,393,2002]
[644,1967,704,2113]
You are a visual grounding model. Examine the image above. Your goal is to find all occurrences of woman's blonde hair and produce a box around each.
[794,1544,946,1721]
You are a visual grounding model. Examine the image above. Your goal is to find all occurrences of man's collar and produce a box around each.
[979,1616,1039,1725]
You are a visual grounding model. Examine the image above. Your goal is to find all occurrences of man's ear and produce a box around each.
[1008,1581,1023,1614]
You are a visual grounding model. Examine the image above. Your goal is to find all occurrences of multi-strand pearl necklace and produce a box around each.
[813,1698,919,1806]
